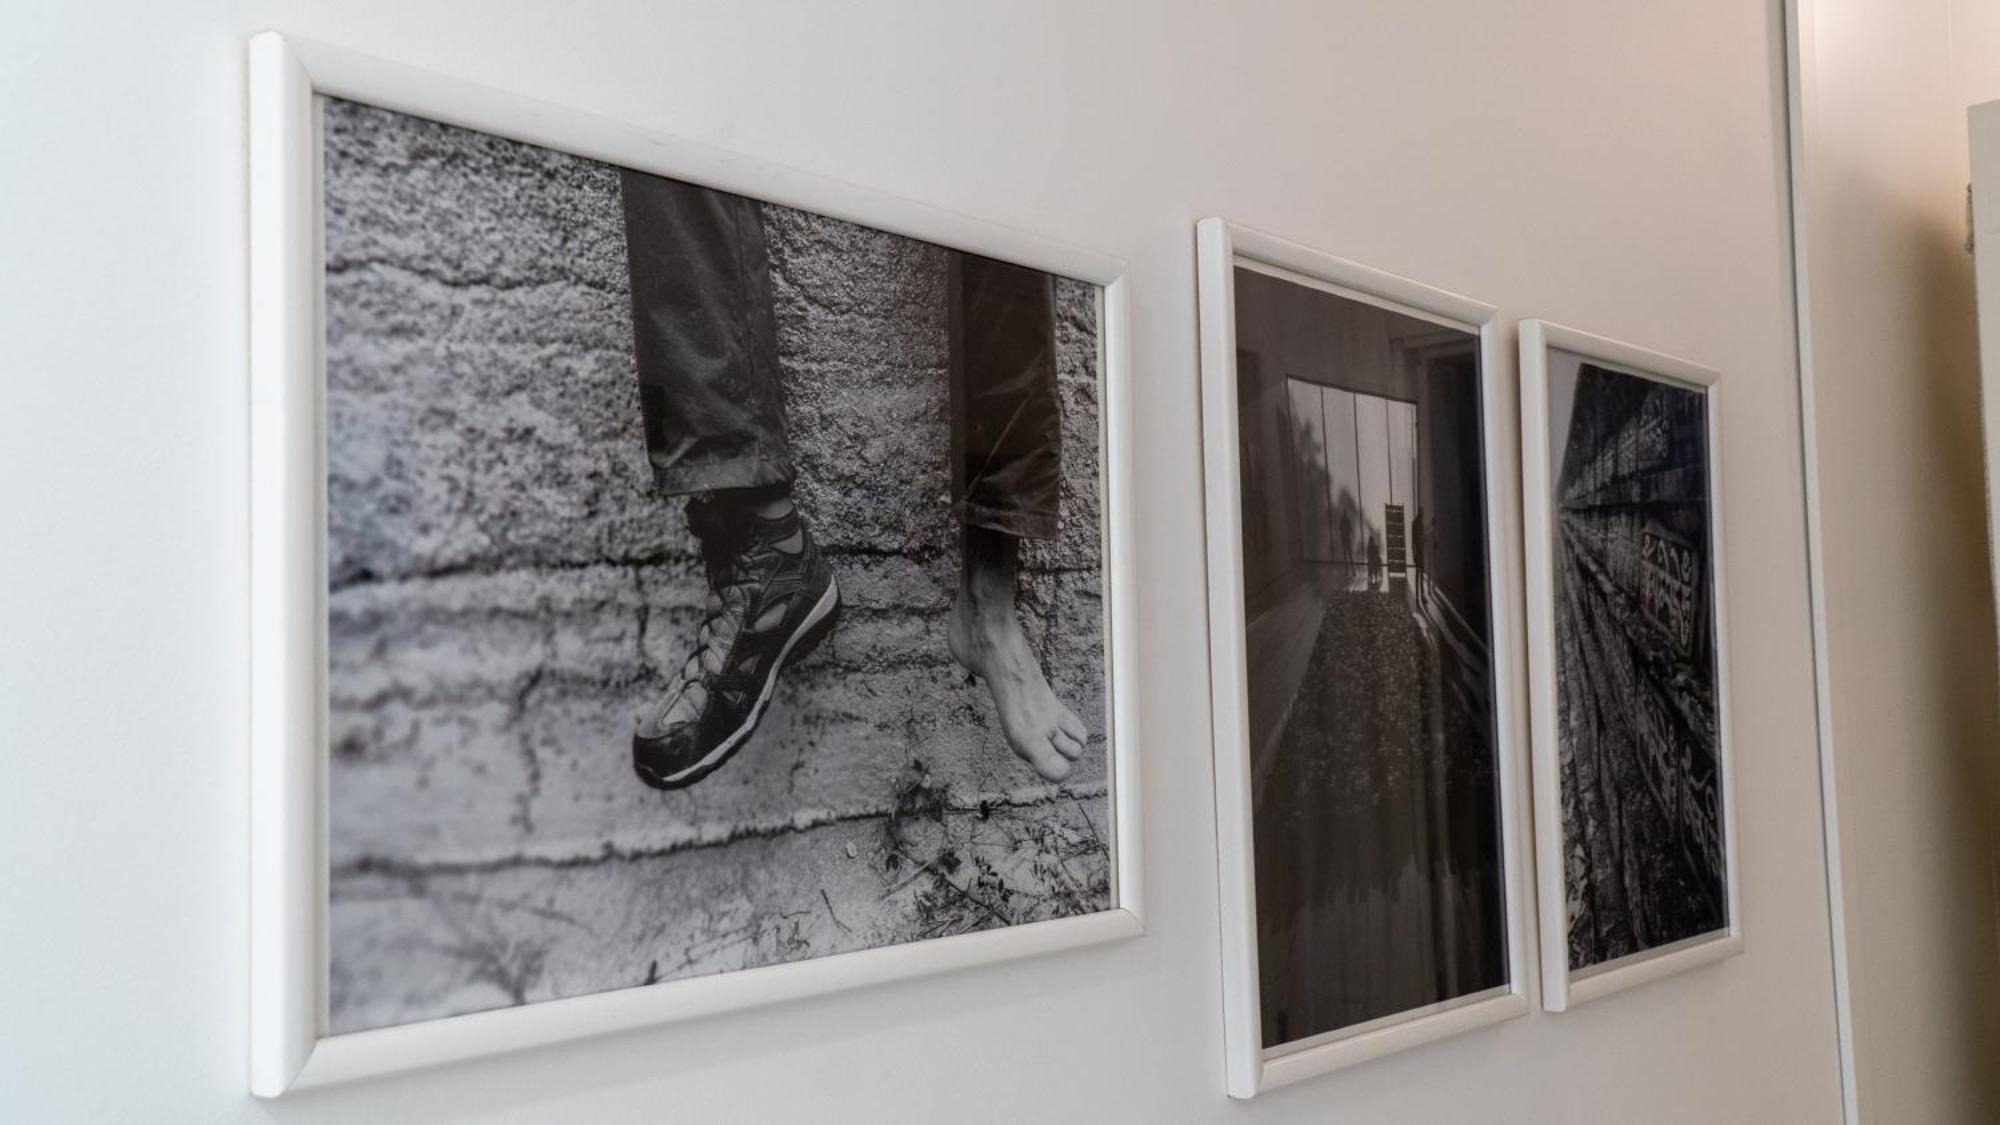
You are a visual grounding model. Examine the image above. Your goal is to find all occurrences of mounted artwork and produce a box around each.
[1195,219,1531,1096]
[248,32,1140,1094]
[1518,319,1742,1012]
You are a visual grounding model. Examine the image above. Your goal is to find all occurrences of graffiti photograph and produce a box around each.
[1542,346,1730,976]
[1229,264,1510,1050]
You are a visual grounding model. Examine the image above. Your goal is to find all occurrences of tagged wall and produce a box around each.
[0,1,1842,1121]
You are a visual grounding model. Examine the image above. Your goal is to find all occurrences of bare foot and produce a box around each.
[946,527,1088,781]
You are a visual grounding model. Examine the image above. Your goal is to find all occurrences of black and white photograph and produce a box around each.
[321,97,1114,1033]
[1229,265,1509,1050]
[1543,349,1729,973]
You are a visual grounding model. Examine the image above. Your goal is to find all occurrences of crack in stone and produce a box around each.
[330,547,696,595]
[632,566,656,677]
[326,256,628,301]
[509,639,550,836]
[331,546,1100,595]
[334,780,1109,880]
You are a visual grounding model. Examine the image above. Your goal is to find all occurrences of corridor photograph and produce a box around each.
[1231,266,1508,1050]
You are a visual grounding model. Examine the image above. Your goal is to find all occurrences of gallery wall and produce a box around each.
[0,1,1845,1120]
[1794,0,2000,1118]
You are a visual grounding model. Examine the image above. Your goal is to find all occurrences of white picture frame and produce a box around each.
[1518,319,1743,1012]
[248,30,1143,1096]
[1194,218,1532,1097]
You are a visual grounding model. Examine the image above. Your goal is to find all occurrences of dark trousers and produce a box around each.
[619,170,1063,540]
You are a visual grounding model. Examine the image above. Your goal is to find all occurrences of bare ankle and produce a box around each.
[961,524,1023,612]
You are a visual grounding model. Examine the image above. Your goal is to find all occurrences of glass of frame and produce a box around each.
[1195,218,1531,1097]
[1518,320,1742,1012]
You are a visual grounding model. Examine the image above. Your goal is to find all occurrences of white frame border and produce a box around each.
[1517,319,1744,1013]
[248,31,1143,1096]
[1195,218,1532,1098]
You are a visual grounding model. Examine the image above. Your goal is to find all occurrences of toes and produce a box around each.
[1056,707,1088,746]
[1051,726,1085,760]
[1021,736,1074,781]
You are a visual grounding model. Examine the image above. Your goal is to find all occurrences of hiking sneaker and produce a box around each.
[633,497,839,790]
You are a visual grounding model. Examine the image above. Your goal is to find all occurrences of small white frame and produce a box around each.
[1517,319,1743,1012]
[1195,218,1532,1097]
[248,31,1143,1096]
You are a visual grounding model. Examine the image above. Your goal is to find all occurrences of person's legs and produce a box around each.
[620,170,837,790]
[620,169,793,495]
[942,252,1087,781]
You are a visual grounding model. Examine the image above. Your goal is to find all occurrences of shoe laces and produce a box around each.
[656,504,771,726]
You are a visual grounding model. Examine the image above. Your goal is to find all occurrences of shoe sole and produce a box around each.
[635,576,841,791]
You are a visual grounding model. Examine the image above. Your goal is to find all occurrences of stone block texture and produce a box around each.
[322,98,1110,1033]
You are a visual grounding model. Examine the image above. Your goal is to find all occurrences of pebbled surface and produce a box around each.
[321,97,1110,1034]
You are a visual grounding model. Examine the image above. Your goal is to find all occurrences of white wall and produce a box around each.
[0,2,1843,1121]
[1796,0,2000,1120]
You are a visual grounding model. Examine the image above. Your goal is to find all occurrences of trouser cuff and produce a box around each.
[960,500,1059,541]
[651,456,794,498]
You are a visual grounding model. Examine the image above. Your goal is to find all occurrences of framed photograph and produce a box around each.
[1518,320,1741,1012]
[249,32,1141,1095]
[1195,219,1530,1097]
